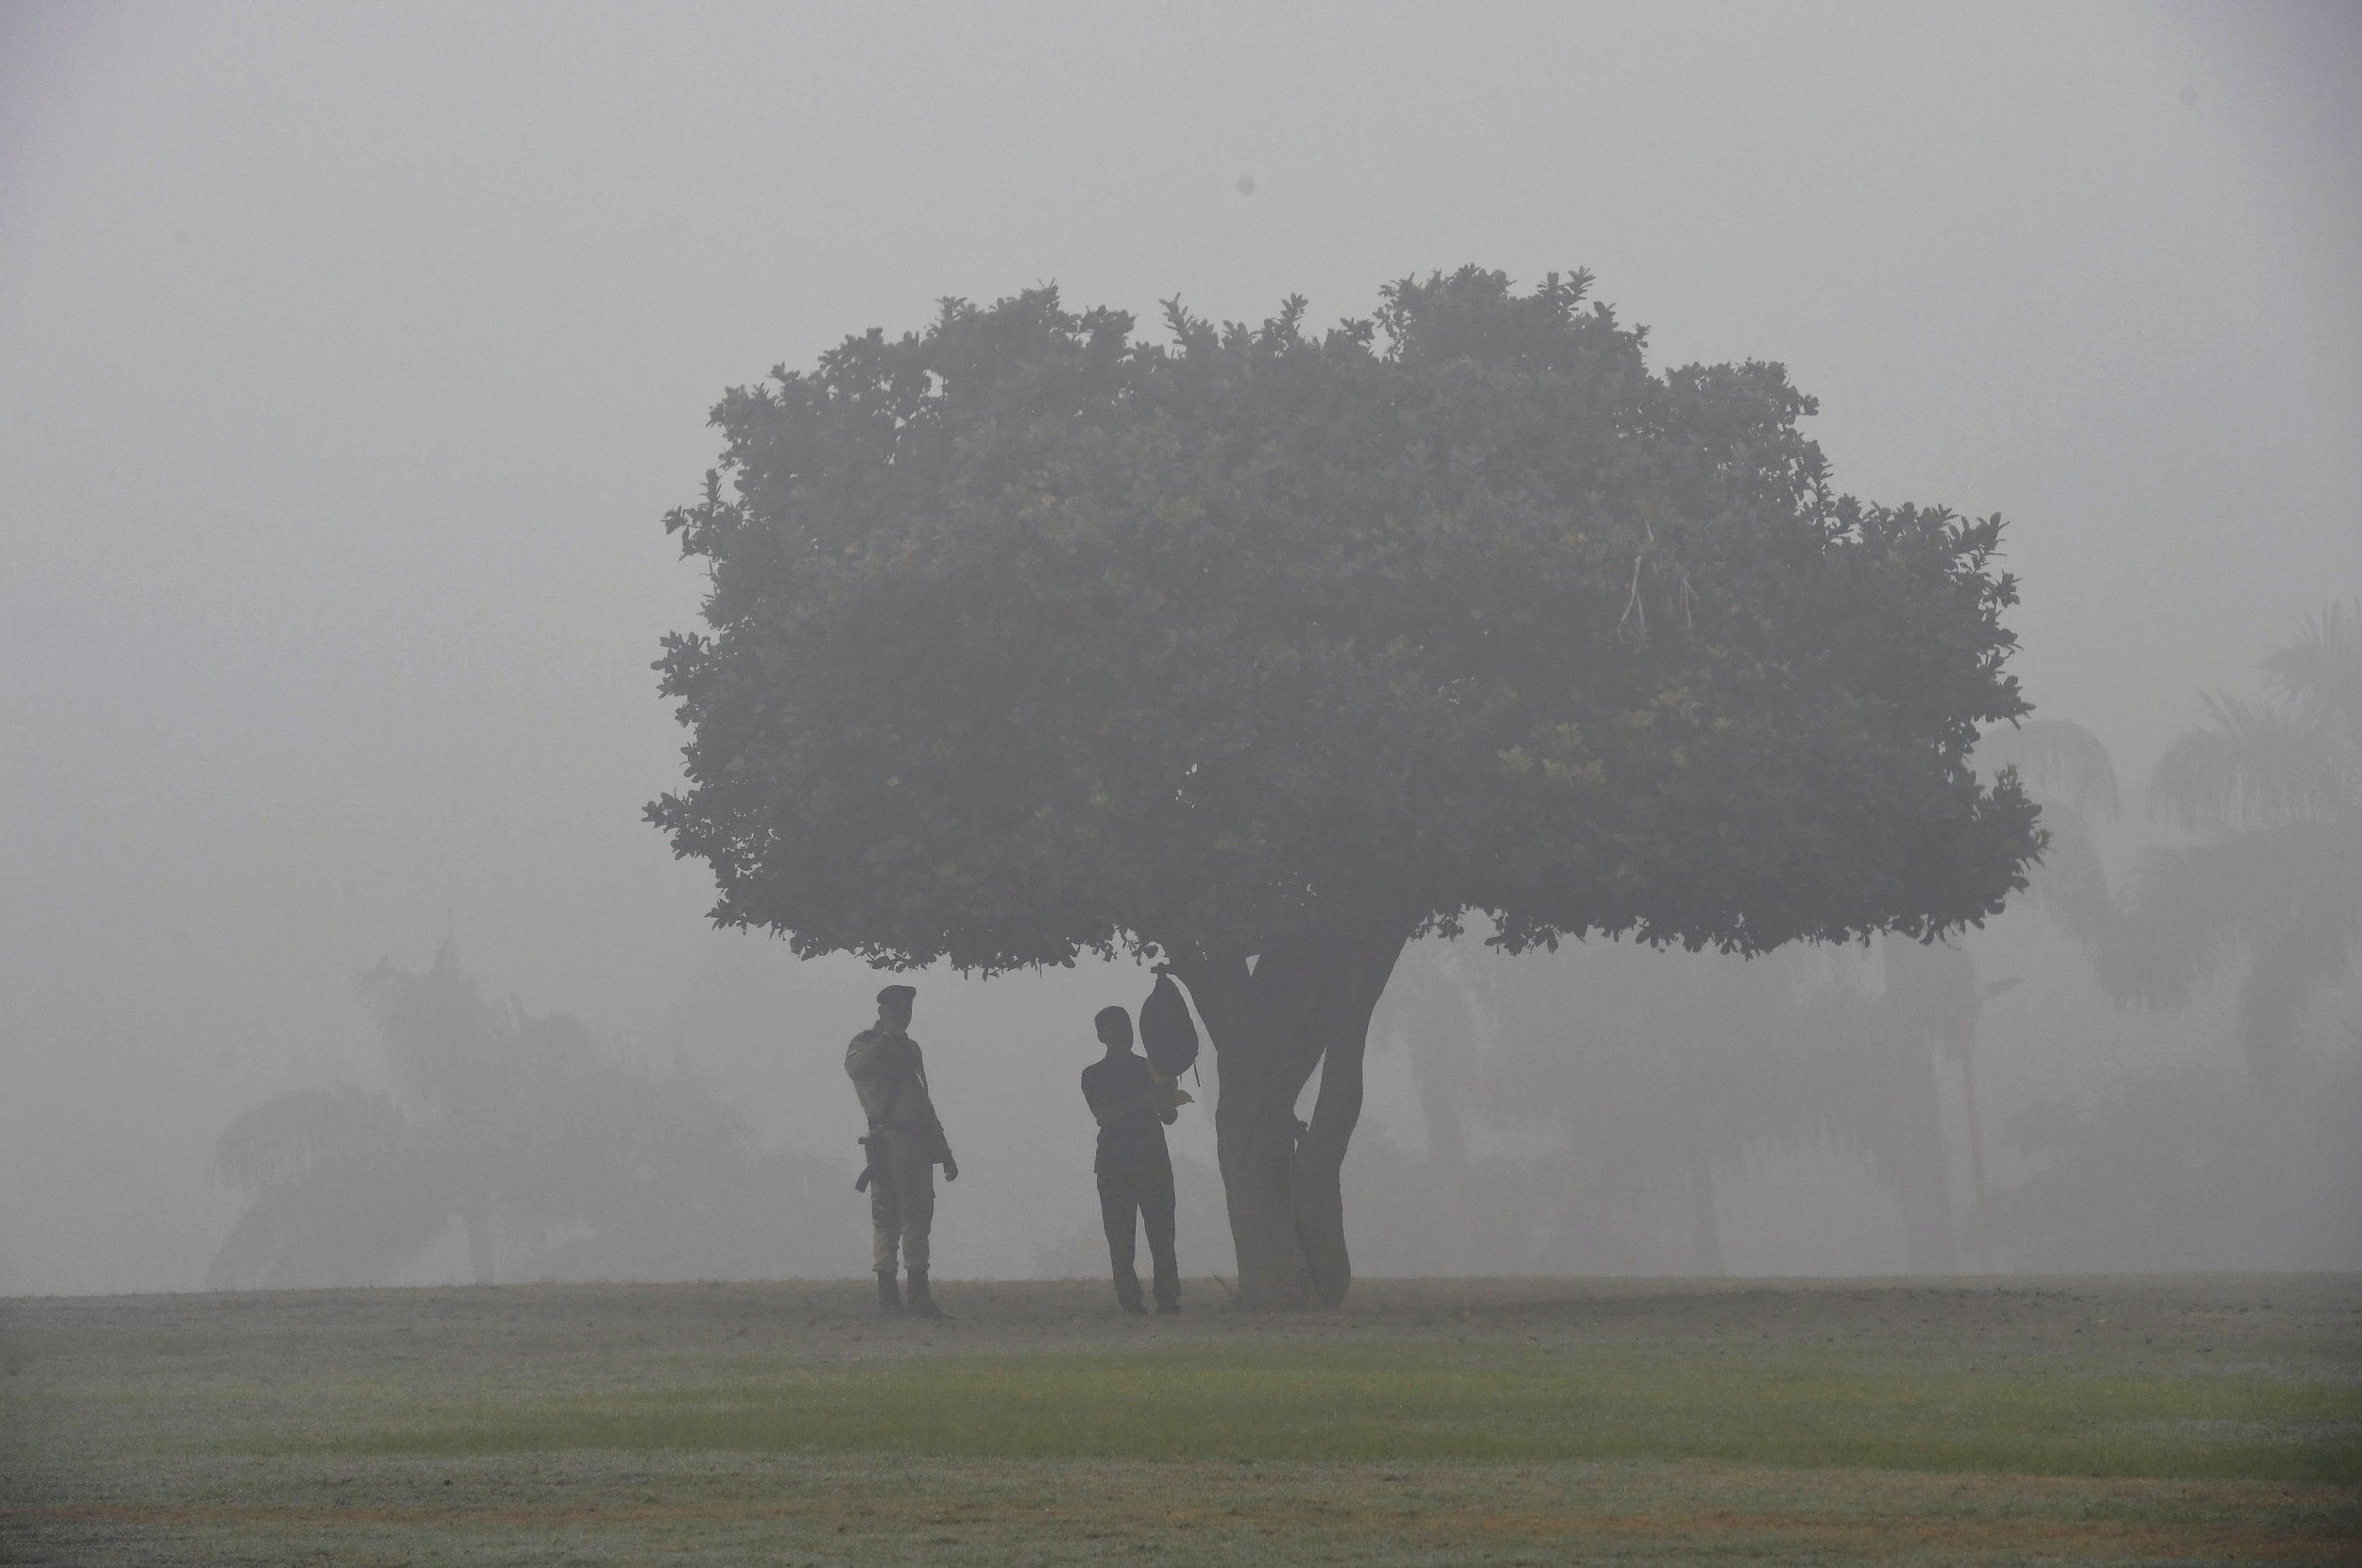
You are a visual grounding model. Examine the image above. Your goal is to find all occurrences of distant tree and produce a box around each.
[2108,602,2362,1075]
[1401,721,2124,1281]
[208,944,509,1287]
[649,268,2041,1305]
[1945,716,2129,1264]
[206,944,832,1290]
[1453,934,1977,1276]
[1996,1041,2362,1270]
[1973,719,2121,941]
[206,1082,450,1289]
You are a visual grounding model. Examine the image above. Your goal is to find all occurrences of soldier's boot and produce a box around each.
[904,1269,946,1319]
[876,1270,903,1316]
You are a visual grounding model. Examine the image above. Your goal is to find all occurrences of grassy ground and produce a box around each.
[1,1275,2355,1565]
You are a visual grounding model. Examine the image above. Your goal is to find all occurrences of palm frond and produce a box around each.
[2263,598,2362,747]
[1976,719,2119,817]
[2148,693,2347,832]
[2108,821,2362,1022]
[2016,808,2118,953]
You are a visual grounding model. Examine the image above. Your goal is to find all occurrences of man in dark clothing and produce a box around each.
[1080,1004,1184,1314]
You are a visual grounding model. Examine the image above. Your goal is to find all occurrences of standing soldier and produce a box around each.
[1081,1004,1186,1314]
[847,983,957,1317]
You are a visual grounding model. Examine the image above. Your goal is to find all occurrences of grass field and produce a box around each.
[2,1275,2355,1565]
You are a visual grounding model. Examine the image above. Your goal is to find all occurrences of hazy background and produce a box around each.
[4,1,2356,1295]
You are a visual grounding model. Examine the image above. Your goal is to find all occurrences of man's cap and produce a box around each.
[876,983,917,1006]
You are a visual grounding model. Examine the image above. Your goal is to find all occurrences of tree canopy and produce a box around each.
[649,268,2039,973]
[650,267,2043,1304]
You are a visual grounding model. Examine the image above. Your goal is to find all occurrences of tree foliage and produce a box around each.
[2110,601,2362,1071]
[649,269,2038,970]
[1973,717,2121,952]
[650,267,2042,1305]
[206,944,843,1290]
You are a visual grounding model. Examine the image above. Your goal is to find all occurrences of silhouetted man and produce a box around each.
[1080,1004,1182,1314]
[847,983,957,1317]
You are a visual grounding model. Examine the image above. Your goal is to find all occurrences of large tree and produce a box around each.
[649,268,2040,1306]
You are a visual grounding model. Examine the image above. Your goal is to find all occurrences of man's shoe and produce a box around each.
[1119,1300,1148,1316]
[876,1272,903,1316]
[904,1269,947,1319]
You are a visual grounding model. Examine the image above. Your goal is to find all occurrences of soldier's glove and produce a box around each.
[942,1154,960,1182]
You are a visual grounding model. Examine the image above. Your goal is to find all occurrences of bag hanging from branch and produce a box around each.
[1139,967,1201,1082]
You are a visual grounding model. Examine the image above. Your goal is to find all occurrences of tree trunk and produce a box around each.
[1959,1039,1996,1274]
[1167,915,1409,1309]
[462,1201,495,1287]
[1404,952,1478,1272]
[1889,1031,1959,1275]
[1883,941,1966,1275]
[1686,1144,1726,1276]
[1417,1065,1471,1179]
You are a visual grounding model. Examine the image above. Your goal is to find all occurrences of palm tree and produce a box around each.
[208,944,508,1288]
[2109,601,2362,1076]
[1940,715,2129,1269]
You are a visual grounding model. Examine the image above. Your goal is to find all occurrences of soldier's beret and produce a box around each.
[876,983,917,1006]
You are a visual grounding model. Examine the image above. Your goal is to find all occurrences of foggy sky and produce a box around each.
[3,2,2356,1294]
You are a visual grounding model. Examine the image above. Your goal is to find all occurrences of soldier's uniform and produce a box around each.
[847,988,951,1312]
[1081,1048,1180,1313]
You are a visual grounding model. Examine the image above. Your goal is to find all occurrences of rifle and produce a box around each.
[850,1046,959,1190]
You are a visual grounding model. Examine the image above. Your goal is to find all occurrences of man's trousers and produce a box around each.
[1096,1157,1177,1309]
[867,1129,936,1274]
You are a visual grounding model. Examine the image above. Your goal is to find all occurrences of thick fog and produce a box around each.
[4,2,2357,1295]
